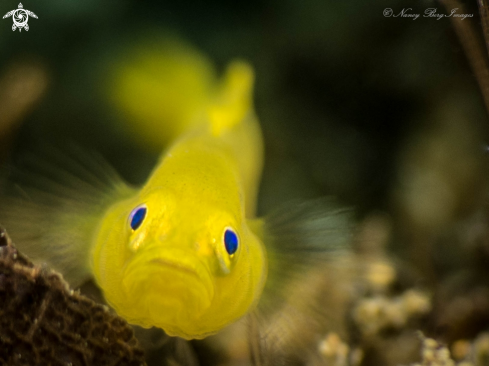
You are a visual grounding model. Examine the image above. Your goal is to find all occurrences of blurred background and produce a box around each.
[2,0,489,365]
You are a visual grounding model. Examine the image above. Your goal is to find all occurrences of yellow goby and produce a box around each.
[0,40,352,341]
[94,59,266,339]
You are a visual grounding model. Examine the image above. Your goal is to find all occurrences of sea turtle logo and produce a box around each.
[3,3,38,32]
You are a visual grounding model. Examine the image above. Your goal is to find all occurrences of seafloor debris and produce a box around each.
[449,332,489,366]
[409,335,457,366]
[0,228,146,366]
[318,332,363,366]
[406,333,489,366]
[352,290,432,337]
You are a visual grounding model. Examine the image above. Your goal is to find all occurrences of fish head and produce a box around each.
[92,185,266,339]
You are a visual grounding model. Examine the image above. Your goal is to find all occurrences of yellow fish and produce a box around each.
[0,38,352,340]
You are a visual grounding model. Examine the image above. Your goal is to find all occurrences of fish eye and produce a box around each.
[130,204,147,231]
[224,228,238,255]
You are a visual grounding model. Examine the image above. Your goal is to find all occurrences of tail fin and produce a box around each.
[0,146,135,286]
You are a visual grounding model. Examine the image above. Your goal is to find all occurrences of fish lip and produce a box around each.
[122,249,215,310]
[149,257,201,276]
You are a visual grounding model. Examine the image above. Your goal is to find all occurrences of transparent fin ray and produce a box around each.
[251,198,356,362]
[0,145,135,286]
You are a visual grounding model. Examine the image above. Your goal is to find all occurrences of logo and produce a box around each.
[3,3,37,32]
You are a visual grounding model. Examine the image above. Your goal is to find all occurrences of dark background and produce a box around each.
[1,1,489,364]
[2,0,486,214]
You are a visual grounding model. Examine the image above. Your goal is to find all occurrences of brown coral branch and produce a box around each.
[0,228,147,366]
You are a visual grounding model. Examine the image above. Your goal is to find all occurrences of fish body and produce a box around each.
[93,61,266,339]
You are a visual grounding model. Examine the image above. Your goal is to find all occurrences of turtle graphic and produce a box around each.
[3,3,38,32]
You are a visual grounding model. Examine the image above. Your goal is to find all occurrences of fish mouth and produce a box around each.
[121,248,214,327]
[149,257,202,276]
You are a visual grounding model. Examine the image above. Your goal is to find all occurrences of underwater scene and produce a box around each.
[1,0,489,365]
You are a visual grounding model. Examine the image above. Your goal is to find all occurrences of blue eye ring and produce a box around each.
[130,204,147,231]
[224,228,239,256]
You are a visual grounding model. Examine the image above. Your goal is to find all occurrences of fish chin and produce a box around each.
[120,255,214,329]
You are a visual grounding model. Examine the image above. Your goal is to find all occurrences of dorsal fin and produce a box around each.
[207,61,255,136]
